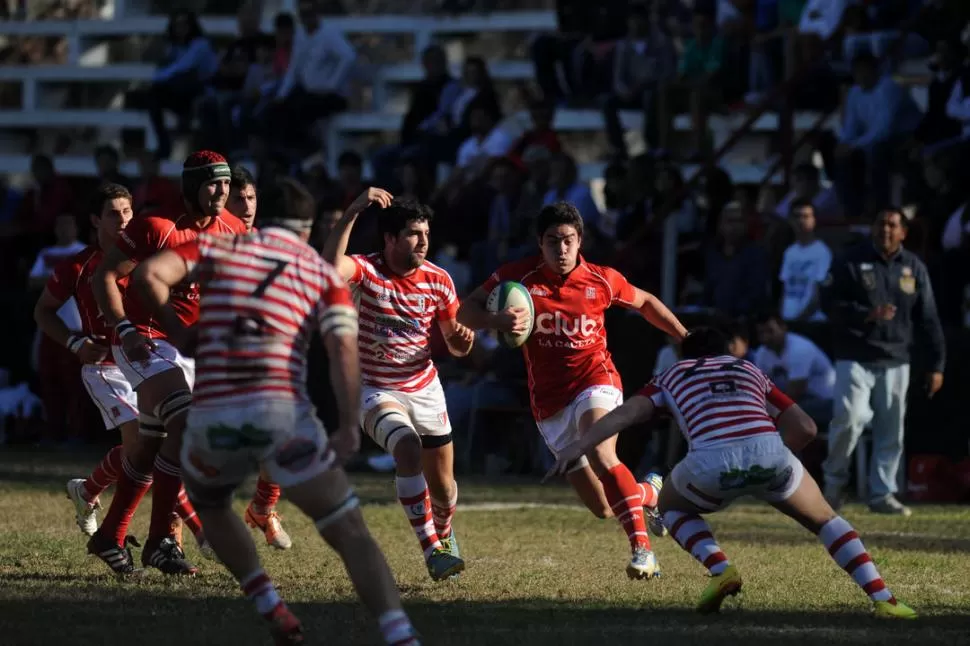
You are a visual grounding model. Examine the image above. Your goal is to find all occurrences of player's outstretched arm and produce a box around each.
[545,395,658,479]
[92,245,137,327]
[630,287,688,340]
[321,187,392,282]
[457,286,530,334]
[438,318,475,357]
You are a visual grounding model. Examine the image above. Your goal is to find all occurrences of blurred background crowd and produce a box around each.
[0,0,969,502]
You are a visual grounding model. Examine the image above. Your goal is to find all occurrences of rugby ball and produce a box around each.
[485,281,535,348]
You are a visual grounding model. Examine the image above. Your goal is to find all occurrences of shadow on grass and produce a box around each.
[716,527,970,554]
[2,591,969,646]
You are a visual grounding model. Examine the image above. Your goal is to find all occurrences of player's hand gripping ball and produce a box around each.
[486,281,535,348]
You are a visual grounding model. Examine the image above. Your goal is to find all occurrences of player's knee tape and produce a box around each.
[369,409,418,454]
[138,413,167,438]
[154,389,192,427]
[184,481,236,510]
[566,455,590,473]
[313,492,360,532]
[420,432,453,449]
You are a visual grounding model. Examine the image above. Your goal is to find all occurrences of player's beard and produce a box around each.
[407,250,426,269]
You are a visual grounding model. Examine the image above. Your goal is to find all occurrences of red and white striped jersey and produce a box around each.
[347,253,459,392]
[172,227,358,405]
[638,355,795,450]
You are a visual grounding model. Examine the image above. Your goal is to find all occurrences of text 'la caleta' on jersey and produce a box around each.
[348,253,459,393]
[638,355,795,450]
[172,227,358,405]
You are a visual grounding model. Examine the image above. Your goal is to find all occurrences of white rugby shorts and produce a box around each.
[112,339,195,391]
[670,434,804,512]
[181,398,334,489]
[80,363,138,429]
[360,376,451,449]
[536,385,623,457]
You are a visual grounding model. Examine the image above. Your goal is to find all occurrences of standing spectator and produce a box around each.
[703,204,769,318]
[197,2,271,153]
[821,208,946,516]
[834,52,923,215]
[126,10,218,158]
[602,5,676,157]
[779,198,833,322]
[677,9,726,158]
[753,310,835,428]
[267,0,356,148]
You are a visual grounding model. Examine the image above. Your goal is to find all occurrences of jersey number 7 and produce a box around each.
[683,356,745,377]
[233,259,290,338]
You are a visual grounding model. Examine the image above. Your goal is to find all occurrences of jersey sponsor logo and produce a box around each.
[534,312,599,348]
[585,287,596,300]
[529,285,551,297]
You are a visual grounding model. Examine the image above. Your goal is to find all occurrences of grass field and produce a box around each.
[2,448,970,646]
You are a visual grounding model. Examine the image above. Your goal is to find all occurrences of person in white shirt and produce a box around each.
[267,0,356,144]
[754,311,835,428]
[779,198,833,322]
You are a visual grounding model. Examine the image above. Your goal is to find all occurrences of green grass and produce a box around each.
[2,448,969,645]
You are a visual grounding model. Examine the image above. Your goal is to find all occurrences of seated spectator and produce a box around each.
[335,152,376,255]
[131,150,181,216]
[273,12,297,77]
[753,310,835,428]
[14,155,74,254]
[835,51,922,216]
[126,10,218,158]
[677,9,726,158]
[910,38,965,157]
[726,320,755,361]
[197,2,270,153]
[774,162,842,222]
[455,100,515,173]
[779,198,833,323]
[264,0,356,150]
[508,100,562,168]
[703,203,769,318]
[602,5,676,157]
[542,152,601,229]
[372,44,460,187]
[91,144,132,190]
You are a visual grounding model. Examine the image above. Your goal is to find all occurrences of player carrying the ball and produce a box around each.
[323,188,473,581]
[458,201,687,579]
[548,327,917,619]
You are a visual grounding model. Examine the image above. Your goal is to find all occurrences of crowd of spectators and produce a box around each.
[0,1,969,498]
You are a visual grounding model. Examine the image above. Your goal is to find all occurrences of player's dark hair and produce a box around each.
[681,327,729,359]
[258,177,316,232]
[90,182,132,217]
[378,197,433,242]
[230,165,256,191]
[535,201,584,239]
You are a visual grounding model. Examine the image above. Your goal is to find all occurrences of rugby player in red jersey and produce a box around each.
[90,151,247,576]
[548,327,917,619]
[133,177,422,646]
[458,201,687,579]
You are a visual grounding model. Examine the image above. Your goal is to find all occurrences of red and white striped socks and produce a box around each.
[430,484,457,540]
[378,609,420,645]
[663,511,730,575]
[818,516,895,602]
[241,569,284,617]
[599,464,651,550]
[81,444,123,502]
[395,474,442,559]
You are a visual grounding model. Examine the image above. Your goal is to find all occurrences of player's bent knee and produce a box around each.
[138,413,167,438]
[369,408,417,455]
[420,432,452,449]
[566,455,590,474]
[154,389,192,429]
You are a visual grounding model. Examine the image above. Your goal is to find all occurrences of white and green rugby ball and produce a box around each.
[486,281,535,348]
